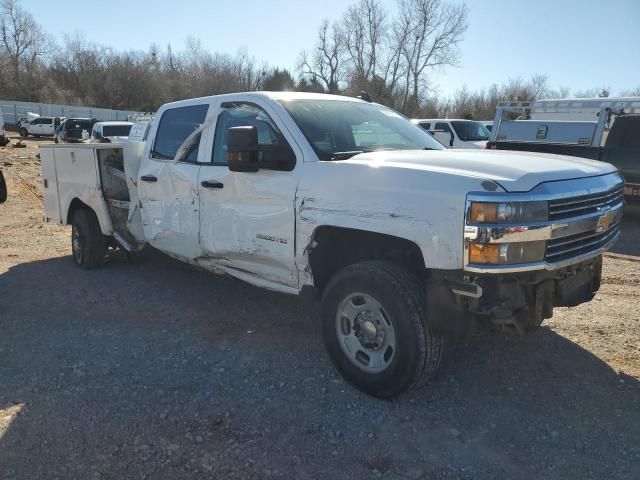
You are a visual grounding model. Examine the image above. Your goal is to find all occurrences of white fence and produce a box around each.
[0,100,142,127]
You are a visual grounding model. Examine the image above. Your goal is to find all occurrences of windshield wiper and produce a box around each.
[328,150,370,160]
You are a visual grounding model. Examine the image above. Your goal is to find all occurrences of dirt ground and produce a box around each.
[1,138,639,480]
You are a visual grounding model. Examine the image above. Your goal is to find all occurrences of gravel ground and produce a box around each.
[1,139,639,480]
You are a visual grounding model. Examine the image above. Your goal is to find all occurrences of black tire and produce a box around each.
[0,170,7,203]
[71,209,106,269]
[19,128,28,138]
[321,260,444,398]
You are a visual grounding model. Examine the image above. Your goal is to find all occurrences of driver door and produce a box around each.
[197,101,300,289]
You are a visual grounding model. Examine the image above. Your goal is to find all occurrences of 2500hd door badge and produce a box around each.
[256,233,288,245]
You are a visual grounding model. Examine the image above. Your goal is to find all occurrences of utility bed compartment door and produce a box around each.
[54,147,101,226]
[39,145,111,232]
[40,147,62,223]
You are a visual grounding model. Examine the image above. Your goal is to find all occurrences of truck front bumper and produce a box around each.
[428,255,602,336]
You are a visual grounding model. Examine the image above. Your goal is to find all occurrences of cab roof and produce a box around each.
[159,91,366,110]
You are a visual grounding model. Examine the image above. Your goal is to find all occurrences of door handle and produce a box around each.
[201,180,224,189]
[140,175,158,182]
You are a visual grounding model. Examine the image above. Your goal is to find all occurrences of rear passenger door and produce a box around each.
[137,103,210,259]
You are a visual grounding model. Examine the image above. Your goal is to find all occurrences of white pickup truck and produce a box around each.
[20,113,62,138]
[40,92,623,398]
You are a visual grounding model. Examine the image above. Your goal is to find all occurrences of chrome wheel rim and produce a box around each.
[335,293,396,373]
[72,224,83,264]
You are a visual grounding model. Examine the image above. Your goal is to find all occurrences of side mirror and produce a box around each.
[431,130,453,148]
[227,126,260,172]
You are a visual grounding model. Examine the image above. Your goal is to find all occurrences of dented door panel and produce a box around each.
[198,166,298,289]
[137,160,203,258]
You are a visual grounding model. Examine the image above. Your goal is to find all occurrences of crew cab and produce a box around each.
[412,118,490,148]
[40,92,623,398]
[20,113,62,138]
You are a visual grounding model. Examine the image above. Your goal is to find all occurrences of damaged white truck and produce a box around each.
[40,92,623,398]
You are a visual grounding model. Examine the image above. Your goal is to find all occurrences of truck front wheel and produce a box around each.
[71,209,106,269]
[19,128,28,138]
[321,261,444,398]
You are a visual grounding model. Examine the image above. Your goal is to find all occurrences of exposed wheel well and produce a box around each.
[66,198,92,225]
[307,226,426,296]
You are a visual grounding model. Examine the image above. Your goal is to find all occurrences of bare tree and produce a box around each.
[397,0,468,112]
[341,0,386,87]
[620,86,640,97]
[573,86,611,98]
[0,0,51,98]
[298,19,344,92]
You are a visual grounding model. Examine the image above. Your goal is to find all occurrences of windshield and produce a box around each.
[280,99,444,160]
[450,121,490,141]
[103,125,132,137]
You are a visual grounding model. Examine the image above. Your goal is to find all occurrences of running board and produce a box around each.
[113,231,134,252]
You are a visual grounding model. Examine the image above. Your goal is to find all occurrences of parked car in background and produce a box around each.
[55,118,96,143]
[411,119,490,148]
[19,113,63,138]
[90,121,133,143]
[482,121,493,132]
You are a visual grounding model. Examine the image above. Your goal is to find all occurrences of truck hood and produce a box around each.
[458,141,487,149]
[346,149,617,192]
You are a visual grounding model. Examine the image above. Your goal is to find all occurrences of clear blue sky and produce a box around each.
[21,0,640,97]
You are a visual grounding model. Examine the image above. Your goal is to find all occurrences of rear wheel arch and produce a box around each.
[66,198,92,225]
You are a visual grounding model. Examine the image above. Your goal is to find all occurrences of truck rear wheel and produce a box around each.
[0,170,7,203]
[321,261,444,398]
[71,209,106,269]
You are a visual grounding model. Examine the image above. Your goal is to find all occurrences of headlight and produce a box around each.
[468,241,546,265]
[469,201,547,223]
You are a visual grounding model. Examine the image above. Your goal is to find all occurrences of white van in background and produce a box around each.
[411,119,490,149]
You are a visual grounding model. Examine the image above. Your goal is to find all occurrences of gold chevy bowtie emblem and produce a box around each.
[595,209,616,233]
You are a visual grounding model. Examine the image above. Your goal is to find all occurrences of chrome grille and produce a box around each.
[548,184,624,220]
[546,222,620,262]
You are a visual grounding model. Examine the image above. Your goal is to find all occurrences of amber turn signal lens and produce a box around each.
[469,243,501,264]
[470,203,498,223]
